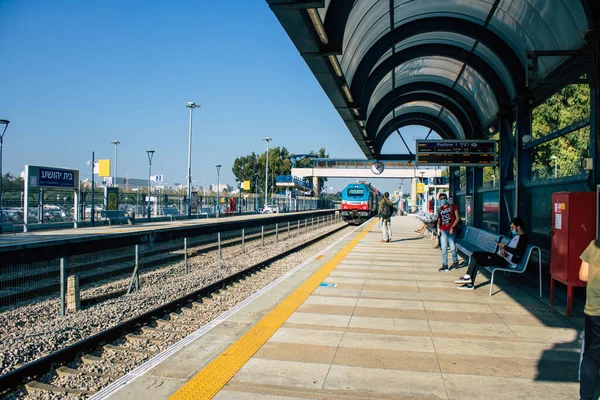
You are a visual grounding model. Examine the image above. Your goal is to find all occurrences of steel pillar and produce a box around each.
[473,167,483,228]
[499,117,514,234]
[516,98,533,224]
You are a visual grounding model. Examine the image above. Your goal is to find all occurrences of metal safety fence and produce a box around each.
[0,210,342,316]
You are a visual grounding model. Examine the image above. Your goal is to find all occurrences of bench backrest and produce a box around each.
[161,208,179,216]
[501,243,538,271]
[462,227,499,253]
[101,210,125,219]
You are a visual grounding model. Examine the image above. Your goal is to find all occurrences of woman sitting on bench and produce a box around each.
[455,217,528,290]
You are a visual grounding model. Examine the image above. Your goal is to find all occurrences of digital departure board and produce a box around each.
[415,140,497,167]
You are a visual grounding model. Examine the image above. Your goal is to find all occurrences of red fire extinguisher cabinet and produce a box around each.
[549,192,597,316]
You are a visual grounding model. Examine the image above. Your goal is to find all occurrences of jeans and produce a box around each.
[440,230,458,266]
[580,314,600,400]
[381,219,391,241]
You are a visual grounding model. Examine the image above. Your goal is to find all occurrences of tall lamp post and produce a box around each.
[146,150,155,222]
[263,137,272,207]
[0,120,10,224]
[111,140,120,187]
[215,165,222,217]
[186,102,199,218]
[550,155,558,178]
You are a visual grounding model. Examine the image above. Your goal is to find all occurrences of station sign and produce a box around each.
[26,165,79,189]
[416,183,425,194]
[416,140,497,167]
[150,174,164,182]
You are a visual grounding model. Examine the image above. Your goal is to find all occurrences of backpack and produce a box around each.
[380,201,393,218]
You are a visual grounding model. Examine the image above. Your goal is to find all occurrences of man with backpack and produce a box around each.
[378,192,394,243]
[437,193,460,271]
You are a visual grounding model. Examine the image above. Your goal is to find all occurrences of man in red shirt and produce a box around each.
[437,193,461,272]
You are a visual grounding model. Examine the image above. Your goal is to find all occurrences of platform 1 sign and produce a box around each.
[26,165,79,189]
[416,140,497,167]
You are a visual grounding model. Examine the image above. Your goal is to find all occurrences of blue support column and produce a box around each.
[516,97,533,223]
[473,167,483,228]
[499,117,514,234]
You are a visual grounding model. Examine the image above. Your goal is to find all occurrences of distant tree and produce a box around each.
[232,147,329,196]
[531,83,590,179]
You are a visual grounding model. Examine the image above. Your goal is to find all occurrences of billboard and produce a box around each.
[26,165,79,189]
[416,140,497,167]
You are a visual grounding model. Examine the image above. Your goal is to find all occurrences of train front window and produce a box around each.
[347,188,365,197]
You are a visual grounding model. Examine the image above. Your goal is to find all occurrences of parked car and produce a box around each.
[261,204,279,214]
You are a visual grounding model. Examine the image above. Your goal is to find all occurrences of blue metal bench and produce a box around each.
[455,227,542,298]
[100,210,126,226]
[485,244,542,297]
[455,227,500,259]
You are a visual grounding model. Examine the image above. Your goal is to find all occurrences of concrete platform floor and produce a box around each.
[104,216,584,400]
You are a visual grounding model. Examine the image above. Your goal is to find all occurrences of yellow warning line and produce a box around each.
[169,219,377,400]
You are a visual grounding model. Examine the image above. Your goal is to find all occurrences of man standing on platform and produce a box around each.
[578,239,600,400]
[437,193,460,272]
[378,192,393,243]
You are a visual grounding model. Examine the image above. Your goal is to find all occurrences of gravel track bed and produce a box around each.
[0,227,276,307]
[2,222,350,399]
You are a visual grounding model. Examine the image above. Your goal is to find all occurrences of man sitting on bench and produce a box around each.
[454,217,528,290]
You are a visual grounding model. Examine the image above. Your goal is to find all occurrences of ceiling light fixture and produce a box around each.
[328,55,343,77]
[307,9,328,44]
[342,84,353,103]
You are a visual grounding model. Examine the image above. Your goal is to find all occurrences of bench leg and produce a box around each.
[550,278,555,306]
[567,285,574,317]
[489,271,495,296]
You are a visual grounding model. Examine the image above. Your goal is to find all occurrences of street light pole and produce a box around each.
[550,155,558,178]
[186,102,199,218]
[215,165,222,217]
[0,120,10,224]
[146,150,155,222]
[111,140,120,187]
[263,137,272,207]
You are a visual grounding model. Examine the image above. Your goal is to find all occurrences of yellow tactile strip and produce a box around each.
[169,219,377,400]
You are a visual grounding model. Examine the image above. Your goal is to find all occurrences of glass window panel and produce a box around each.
[341,0,588,91]
[492,0,587,77]
[457,65,499,124]
[376,103,463,139]
[371,32,515,100]
[342,0,389,84]
[367,56,498,123]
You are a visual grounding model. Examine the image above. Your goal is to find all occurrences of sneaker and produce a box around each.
[455,276,472,284]
[457,283,474,290]
[449,262,459,271]
[438,265,449,272]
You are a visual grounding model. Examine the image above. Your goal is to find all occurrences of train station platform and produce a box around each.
[0,210,330,252]
[98,216,583,400]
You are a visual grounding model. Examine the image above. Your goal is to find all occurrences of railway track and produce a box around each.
[0,223,350,399]
[0,223,294,308]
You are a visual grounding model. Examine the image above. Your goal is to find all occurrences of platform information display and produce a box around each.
[416,140,497,167]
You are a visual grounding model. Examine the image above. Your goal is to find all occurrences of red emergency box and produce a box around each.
[549,192,597,316]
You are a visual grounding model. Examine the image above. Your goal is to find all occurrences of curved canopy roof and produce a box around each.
[267,0,598,159]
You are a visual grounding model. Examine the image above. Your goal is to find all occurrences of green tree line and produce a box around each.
[231,147,328,195]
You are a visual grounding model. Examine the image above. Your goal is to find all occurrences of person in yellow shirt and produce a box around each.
[578,239,600,400]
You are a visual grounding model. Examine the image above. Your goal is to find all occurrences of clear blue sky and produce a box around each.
[0,1,436,194]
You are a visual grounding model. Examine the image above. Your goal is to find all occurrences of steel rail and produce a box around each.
[0,223,347,394]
